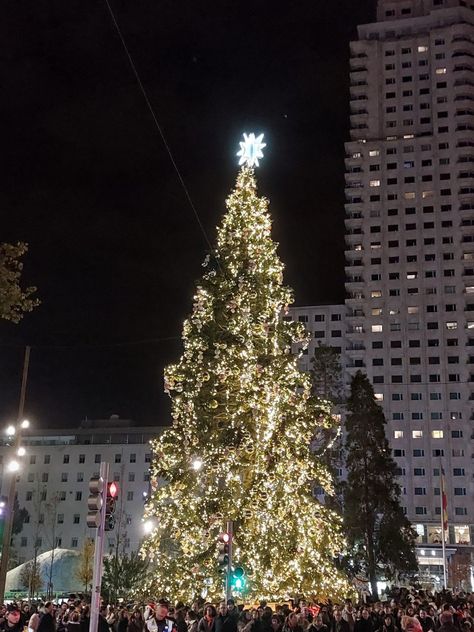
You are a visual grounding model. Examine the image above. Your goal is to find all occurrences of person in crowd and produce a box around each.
[282,613,303,632]
[308,614,328,632]
[437,613,457,632]
[67,612,81,632]
[186,612,199,632]
[117,610,129,632]
[215,603,237,632]
[198,606,216,632]
[381,614,398,632]
[342,603,355,632]
[38,603,56,632]
[146,601,177,632]
[330,610,350,632]
[355,609,373,632]
[127,610,144,632]
[1,605,24,632]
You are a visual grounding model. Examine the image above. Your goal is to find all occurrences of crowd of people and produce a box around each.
[0,589,473,632]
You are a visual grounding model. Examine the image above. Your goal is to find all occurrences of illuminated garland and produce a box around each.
[141,167,351,602]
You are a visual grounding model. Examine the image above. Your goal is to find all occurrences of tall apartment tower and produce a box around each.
[345,0,474,573]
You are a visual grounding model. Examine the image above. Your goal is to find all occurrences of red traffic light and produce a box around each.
[219,532,230,543]
[108,481,118,498]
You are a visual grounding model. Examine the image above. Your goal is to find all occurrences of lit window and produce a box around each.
[372,324,383,333]
[468,321,474,329]
[369,180,381,187]
[394,430,404,439]
[369,150,380,157]
[466,286,474,294]
[453,525,470,545]
[404,192,416,199]
[371,291,382,298]
[374,393,384,402]
[418,46,428,53]
[446,322,458,330]
[408,306,419,314]
[412,430,423,439]
[432,430,444,439]
[352,152,362,159]
[407,273,418,280]
[422,190,434,198]
[436,68,447,74]
[372,308,382,315]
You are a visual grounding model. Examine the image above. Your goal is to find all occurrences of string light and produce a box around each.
[141,166,351,601]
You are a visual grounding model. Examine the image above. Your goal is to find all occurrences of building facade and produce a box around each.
[288,0,474,584]
[0,417,160,565]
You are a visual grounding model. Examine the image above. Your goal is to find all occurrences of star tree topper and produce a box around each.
[236,132,266,167]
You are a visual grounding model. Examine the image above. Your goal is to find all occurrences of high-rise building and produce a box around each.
[344,0,474,577]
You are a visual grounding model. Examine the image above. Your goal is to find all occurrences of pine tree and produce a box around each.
[343,371,417,598]
[142,165,350,602]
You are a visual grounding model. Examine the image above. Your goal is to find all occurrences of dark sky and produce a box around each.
[1,0,375,427]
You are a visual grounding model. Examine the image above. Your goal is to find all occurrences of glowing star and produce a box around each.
[236,132,266,167]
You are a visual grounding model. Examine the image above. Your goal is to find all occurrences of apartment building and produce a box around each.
[289,0,474,583]
[0,417,160,564]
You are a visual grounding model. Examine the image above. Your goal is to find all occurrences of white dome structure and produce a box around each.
[6,549,82,594]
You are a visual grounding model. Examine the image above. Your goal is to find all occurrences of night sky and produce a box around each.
[1,0,375,427]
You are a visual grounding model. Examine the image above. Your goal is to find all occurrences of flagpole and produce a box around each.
[440,461,448,589]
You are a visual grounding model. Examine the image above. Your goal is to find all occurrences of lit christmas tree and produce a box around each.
[142,135,350,601]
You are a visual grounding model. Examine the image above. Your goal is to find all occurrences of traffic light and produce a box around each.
[105,481,118,531]
[217,532,230,573]
[87,476,105,528]
[230,567,246,591]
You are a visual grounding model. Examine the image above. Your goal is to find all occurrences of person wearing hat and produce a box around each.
[146,600,177,632]
[0,605,23,632]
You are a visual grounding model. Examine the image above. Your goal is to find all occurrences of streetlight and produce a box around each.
[5,425,15,437]
[6,460,20,473]
[0,343,31,606]
[17,447,26,457]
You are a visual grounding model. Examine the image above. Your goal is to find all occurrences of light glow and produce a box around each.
[17,447,26,457]
[5,425,15,436]
[236,133,266,167]
[21,419,30,429]
[7,460,20,473]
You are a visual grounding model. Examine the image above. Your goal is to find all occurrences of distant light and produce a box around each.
[143,520,155,535]
[21,419,30,429]
[17,447,26,457]
[142,491,148,498]
[7,460,20,473]
[0,502,5,508]
[192,458,203,471]
[5,425,16,436]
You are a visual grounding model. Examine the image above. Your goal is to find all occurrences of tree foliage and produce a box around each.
[102,552,149,604]
[75,538,94,594]
[19,560,43,597]
[342,371,417,597]
[142,167,350,602]
[0,242,39,323]
[12,496,29,536]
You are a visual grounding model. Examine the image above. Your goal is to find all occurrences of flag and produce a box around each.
[441,466,448,532]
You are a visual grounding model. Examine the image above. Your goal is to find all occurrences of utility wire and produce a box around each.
[0,335,180,350]
[102,0,214,254]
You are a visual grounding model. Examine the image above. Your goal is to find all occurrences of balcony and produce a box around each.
[346,344,365,351]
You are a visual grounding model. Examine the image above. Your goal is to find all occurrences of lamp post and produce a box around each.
[0,346,31,603]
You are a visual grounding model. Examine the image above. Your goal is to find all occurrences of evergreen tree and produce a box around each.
[142,165,350,601]
[343,371,417,597]
[310,343,343,403]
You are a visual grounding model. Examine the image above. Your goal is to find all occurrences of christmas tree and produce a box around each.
[142,135,350,601]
